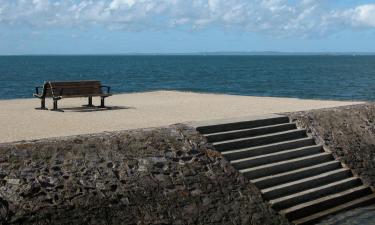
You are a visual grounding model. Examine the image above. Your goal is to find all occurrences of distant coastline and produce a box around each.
[1,51,375,56]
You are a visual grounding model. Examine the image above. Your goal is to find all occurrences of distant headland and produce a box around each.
[2,51,375,56]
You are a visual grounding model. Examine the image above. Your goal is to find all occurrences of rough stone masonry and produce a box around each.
[288,103,375,187]
[0,124,288,225]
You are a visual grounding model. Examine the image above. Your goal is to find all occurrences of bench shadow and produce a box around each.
[56,106,135,113]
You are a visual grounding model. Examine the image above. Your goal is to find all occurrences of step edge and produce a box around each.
[251,161,341,184]
[281,185,371,215]
[230,145,322,164]
[292,193,375,225]
[191,114,288,129]
[240,152,332,173]
[204,122,295,137]
[261,168,350,194]
[222,137,315,155]
[269,177,360,205]
[213,129,306,146]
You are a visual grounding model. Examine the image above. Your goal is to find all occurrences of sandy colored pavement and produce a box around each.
[0,91,362,143]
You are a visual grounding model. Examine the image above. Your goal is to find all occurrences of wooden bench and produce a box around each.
[33,80,112,110]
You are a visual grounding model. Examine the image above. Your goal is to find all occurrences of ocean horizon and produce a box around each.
[0,55,374,100]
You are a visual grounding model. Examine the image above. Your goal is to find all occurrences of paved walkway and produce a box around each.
[0,91,362,143]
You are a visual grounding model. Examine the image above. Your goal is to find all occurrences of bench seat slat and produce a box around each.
[55,94,112,98]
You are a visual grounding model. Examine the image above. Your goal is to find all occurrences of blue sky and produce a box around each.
[0,0,375,55]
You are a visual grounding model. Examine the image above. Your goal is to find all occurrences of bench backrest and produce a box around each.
[43,80,103,97]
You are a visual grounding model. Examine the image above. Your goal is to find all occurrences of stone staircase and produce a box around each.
[194,115,375,225]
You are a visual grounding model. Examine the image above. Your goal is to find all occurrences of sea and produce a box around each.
[0,55,375,100]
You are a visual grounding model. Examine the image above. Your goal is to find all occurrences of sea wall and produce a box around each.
[0,125,288,225]
[288,103,375,186]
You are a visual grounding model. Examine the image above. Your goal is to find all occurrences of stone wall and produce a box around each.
[0,125,288,225]
[288,103,375,186]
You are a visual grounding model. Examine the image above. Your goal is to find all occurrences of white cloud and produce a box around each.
[109,0,136,10]
[351,4,375,27]
[32,0,50,11]
[0,0,374,36]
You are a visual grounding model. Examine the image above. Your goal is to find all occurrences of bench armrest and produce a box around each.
[100,85,111,94]
[34,86,43,95]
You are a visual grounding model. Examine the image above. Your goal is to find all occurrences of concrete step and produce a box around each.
[262,168,352,200]
[231,145,323,170]
[282,185,373,221]
[195,116,375,225]
[240,152,333,180]
[213,129,307,152]
[252,161,342,189]
[293,193,375,225]
[204,123,296,142]
[196,116,290,134]
[222,137,316,161]
[270,177,362,210]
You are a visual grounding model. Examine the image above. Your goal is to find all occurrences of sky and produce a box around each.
[0,0,375,55]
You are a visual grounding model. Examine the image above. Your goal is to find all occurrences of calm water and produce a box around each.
[0,55,375,100]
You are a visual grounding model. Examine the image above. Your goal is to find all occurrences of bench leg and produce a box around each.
[83,97,94,107]
[35,98,48,110]
[88,97,93,107]
[99,97,106,108]
[82,97,95,107]
[52,99,58,110]
[51,99,63,112]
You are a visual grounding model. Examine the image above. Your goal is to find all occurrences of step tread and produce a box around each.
[222,137,314,156]
[221,137,315,157]
[251,161,340,184]
[262,167,349,194]
[292,193,375,225]
[269,177,360,205]
[204,122,295,137]
[194,115,289,134]
[240,152,332,174]
[213,129,306,145]
[281,185,370,215]
[231,145,322,164]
